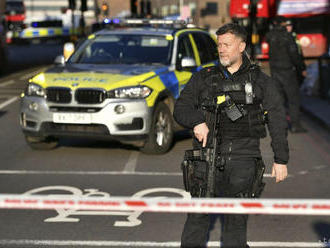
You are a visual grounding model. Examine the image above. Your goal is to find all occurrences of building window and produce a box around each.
[201,2,218,16]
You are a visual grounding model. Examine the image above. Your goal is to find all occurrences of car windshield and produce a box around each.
[69,34,172,65]
[6,1,25,14]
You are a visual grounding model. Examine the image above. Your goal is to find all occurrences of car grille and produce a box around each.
[49,107,102,113]
[46,87,72,103]
[75,89,106,104]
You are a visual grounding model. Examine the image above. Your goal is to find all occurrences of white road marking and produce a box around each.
[19,69,45,80]
[0,240,326,247]
[0,88,23,94]
[0,79,15,87]
[314,165,327,170]
[264,173,274,177]
[21,186,190,226]
[0,170,182,176]
[0,97,18,110]
[0,66,47,86]
[0,170,273,177]
[123,151,139,172]
[0,95,19,98]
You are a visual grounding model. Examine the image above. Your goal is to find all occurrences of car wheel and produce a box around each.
[25,135,59,150]
[140,102,174,154]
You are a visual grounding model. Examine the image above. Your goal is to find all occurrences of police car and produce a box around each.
[20,19,218,154]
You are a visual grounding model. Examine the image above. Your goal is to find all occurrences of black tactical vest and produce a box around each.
[198,65,267,139]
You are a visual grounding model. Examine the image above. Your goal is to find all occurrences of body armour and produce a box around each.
[199,65,267,139]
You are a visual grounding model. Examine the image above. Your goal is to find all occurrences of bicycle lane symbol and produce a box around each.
[22,186,191,227]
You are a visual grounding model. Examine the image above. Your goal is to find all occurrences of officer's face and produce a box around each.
[217,33,246,68]
[286,24,293,33]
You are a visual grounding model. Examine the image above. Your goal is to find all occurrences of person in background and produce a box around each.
[285,19,307,86]
[266,16,307,133]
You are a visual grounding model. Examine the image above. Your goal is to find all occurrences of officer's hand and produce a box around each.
[302,70,307,77]
[271,163,288,183]
[193,122,209,147]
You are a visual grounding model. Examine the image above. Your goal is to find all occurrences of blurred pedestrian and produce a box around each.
[266,16,307,133]
[285,19,307,86]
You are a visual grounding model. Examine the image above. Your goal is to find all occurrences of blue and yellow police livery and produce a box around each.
[20,20,218,154]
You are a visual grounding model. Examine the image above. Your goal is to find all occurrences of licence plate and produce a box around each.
[53,113,92,124]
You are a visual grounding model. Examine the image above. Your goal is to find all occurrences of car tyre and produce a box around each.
[25,135,59,150]
[140,102,174,154]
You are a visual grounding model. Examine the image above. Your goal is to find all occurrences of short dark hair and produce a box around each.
[215,23,247,42]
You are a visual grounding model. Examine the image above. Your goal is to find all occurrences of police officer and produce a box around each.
[266,16,307,133]
[174,23,289,248]
[285,19,307,86]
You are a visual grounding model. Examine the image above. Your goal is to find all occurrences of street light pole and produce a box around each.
[195,0,200,26]
[249,0,258,60]
[179,0,183,18]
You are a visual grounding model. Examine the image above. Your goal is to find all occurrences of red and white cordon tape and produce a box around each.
[0,194,330,215]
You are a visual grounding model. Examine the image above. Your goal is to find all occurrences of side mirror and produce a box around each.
[63,42,75,61]
[54,55,65,66]
[181,57,197,69]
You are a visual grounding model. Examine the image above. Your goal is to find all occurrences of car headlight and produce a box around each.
[26,83,45,97]
[108,86,152,99]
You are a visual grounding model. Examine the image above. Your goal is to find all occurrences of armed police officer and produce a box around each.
[173,23,289,248]
[266,16,307,133]
[285,19,307,87]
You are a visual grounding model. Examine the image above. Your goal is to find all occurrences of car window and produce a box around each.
[176,35,194,68]
[5,1,25,14]
[202,34,218,61]
[192,32,217,64]
[69,34,172,65]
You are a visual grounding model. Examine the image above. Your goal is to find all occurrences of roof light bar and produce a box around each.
[102,18,186,26]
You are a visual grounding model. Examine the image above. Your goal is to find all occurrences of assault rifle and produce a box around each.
[181,95,223,198]
[204,96,221,197]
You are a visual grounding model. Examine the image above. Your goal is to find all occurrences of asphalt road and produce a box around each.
[0,44,329,248]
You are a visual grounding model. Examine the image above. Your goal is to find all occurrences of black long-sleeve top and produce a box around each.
[266,25,305,71]
[173,59,289,164]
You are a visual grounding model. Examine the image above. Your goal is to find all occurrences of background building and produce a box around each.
[150,0,231,32]
[95,0,130,20]
[24,0,96,25]
[95,0,230,33]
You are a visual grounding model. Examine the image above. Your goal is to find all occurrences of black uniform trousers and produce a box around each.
[271,68,301,127]
[181,159,256,248]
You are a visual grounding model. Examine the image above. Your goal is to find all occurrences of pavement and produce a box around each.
[300,94,330,131]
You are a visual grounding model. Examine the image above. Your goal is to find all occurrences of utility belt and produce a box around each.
[181,149,266,198]
[250,158,266,198]
[234,158,266,198]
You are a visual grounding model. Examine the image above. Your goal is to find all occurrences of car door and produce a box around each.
[191,32,219,69]
[174,32,198,96]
